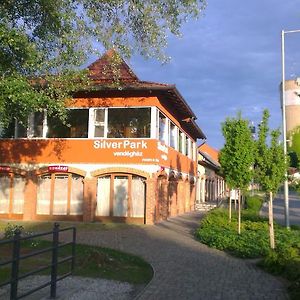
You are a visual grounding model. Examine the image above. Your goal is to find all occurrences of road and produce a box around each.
[260,191,300,226]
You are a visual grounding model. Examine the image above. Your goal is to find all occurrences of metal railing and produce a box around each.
[0,223,76,299]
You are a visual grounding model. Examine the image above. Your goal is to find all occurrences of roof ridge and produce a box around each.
[87,49,139,82]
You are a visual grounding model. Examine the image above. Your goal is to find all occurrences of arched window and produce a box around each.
[0,174,26,214]
[96,174,145,219]
[37,173,83,216]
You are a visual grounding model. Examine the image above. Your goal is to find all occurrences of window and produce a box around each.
[185,136,190,157]
[15,121,27,138]
[47,109,89,138]
[113,176,128,217]
[70,175,84,215]
[28,111,45,138]
[178,130,183,154]
[53,174,68,215]
[0,175,10,213]
[159,112,168,143]
[0,174,25,214]
[96,176,110,216]
[170,122,177,149]
[37,173,84,216]
[131,176,145,217]
[93,109,106,138]
[37,175,51,214]
[0,119,27,138]
[108,108,151,138]
[191,141,196,161]
[13,176,26,213]
[96,174,145,219]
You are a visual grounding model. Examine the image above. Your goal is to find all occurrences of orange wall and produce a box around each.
[0,139,196,174]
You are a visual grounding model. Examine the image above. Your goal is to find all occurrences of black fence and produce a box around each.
[0,223,76,300]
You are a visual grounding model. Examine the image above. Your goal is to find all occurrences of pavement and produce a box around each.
[0,210,289,299]
[61,211,288,300]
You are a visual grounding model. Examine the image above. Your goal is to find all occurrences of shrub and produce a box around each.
[245,195,263,213]
[195,208,269,258]
[4,223,24,239]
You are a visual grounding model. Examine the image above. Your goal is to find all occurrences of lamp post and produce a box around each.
[281,29,300,229]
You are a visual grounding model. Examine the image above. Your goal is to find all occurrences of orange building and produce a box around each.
[196,144,226,206]
[0,50,206,224]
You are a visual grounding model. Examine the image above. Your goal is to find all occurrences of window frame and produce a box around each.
[36,172,84,216]
[96,173,145,219]
[0,173,25,215]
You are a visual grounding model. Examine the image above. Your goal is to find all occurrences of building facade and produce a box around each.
[196,144,226,205]
[0,50,205,224]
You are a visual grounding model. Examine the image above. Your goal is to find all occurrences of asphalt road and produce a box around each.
[260,191,300,226]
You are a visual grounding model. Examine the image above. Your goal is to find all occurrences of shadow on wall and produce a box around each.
[0,139,68,163]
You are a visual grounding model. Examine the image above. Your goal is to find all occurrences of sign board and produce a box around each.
[48,165,68,173]
[0,166,11,172]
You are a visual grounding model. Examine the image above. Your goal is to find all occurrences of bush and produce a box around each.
[245,195,263,213]
[195,208,269,258]
[4,223,24,239]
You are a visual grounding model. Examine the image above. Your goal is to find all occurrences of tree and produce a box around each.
[219,112,255,234]
[0,0,206,128]
[255,109,287,249]
[288,126,300,168]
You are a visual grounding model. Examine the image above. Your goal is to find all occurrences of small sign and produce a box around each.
[48,165,68,173]
[0,166,11,172]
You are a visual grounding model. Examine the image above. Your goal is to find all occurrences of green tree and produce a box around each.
[0,0,206,128]
[255,109,287,249]
[219,112,255,234]
[288,126,300,168]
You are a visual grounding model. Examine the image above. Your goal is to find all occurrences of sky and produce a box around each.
[128,0,300,150]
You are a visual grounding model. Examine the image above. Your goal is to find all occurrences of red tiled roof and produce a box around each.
[88,49,139,83]
[198,144,219,162]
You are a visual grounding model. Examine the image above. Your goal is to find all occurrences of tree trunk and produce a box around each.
[229,189,232,222]
[238,190,241,235]
[269,191,275,249]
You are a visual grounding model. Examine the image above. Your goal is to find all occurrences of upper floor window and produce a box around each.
[185,135,190,157]
[107,108,151,138]
[159,112,168,143]
[47,109,89,138]
[93,109,106,138]
[0,106,196,152]
[170,122,177,149]
[0,120,26,138]
[178,130,184,154]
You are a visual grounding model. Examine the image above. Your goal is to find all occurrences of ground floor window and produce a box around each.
[96,174,145,218]
[37,173,83,215]
[0,174,25,214]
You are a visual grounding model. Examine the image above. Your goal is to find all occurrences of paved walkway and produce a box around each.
[64,211,288,300]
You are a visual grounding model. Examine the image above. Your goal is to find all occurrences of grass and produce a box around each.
[195,195,300,300]
[0,225,153,287]
[0,220,141,233]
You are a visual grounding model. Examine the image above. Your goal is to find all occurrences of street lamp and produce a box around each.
[281,29,300,229]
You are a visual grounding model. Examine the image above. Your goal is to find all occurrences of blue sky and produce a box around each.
[129,0,300,149]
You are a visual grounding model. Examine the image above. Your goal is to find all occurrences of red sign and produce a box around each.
[0,166,11,172]
[48,165,68,173]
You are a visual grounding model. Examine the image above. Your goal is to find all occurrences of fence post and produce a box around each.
[71,227,76,273]
[10,229,21,300]
[50,223,59,299]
